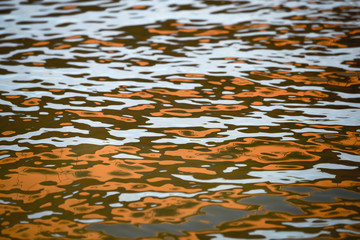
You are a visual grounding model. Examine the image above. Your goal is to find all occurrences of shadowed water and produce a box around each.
[0,0,360,239]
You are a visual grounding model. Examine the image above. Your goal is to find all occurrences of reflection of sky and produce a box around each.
[1,0,360,100]
[88,205,250,238]
[118,184,242,203]
[173,166,335,184]
[1,0,359,239]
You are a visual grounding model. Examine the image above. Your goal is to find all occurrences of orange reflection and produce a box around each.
[1,218,100,239]
[252,164,304,170]
[151,104,247,117]
[164,138,322,163]
[82,39,124,47]
[67,110,136,122]
[1,131,15,136]
[222,86,328,100]
[194,30,229,36]
[59,199,104,214]
[164,129,221,138]
[112,197,210,224]
[146,88,201,98]
[32,41,49,46]
[251,71,360,87]
[178,167,216,175]
[303,131,360,154]
[132,5,147,9]
[21,98,41,106]
[54,44,72,50]
[230,77,255,86]
[104,91,154,99]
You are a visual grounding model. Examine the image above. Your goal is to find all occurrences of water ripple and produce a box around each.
[0,0,360,239]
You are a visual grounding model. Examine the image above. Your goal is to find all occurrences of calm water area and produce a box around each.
[0,0,360,239]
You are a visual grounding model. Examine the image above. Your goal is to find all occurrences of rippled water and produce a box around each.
[1,0,360,239]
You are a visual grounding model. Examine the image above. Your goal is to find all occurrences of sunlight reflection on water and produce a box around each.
[0,0,360,239]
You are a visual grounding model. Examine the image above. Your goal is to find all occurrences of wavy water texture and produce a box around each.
[0,0,360,239]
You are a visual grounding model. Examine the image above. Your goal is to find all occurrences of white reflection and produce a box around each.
[173,167,335,184]
[72,119,113,127]
[284,218,360,228]
[28,211,61,219]
[336,151,360,163]
[249,230,330,239]
[314,163,357,170]
[118,191,204,202]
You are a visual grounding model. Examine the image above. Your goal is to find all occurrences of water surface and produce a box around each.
[1,0,360,239]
